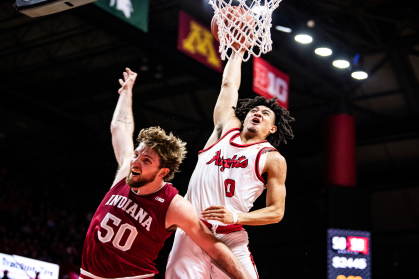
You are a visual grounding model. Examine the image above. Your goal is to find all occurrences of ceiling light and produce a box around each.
[275,26,292,33]
[307,20,315,28]
[351,71,368,80]
[333,60,350,69]
[315,47,332,56]
[295,34,313,44]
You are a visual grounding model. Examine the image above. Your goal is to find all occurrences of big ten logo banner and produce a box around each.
[178,11,223,73]
[95,0,149,32]
[253,57,289,109]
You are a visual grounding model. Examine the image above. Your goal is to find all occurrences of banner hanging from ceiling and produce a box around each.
[253,57,289,109]
[95,0,149,33]
[177,11,223,73]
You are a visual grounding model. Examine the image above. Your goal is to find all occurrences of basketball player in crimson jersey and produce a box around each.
[80,68,253,279]
[166,52,294,278]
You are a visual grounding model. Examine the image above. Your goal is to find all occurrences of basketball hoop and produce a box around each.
[209,0,283,61]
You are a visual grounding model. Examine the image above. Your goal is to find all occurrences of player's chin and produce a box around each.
[126,175,140,186]
[247,125,258,134]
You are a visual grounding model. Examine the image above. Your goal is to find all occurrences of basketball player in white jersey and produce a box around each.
[165,52,294,278]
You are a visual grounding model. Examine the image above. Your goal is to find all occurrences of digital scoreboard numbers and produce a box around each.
[327,229,371,279]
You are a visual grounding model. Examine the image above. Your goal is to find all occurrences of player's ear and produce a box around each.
[158,168,170,178]
[270,125,277,134]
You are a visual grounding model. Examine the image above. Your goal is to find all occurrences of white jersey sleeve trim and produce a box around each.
[255,147,278,184]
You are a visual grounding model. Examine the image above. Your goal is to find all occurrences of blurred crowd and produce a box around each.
[0,165,172,279]
[0,167,93,278]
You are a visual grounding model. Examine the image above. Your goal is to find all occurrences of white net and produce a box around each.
[209,0,282,61]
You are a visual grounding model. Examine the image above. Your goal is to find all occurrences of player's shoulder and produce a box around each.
[166,195,196,223]
[266,150,286,168]
[162,182,179,196]
[168,194,189,210]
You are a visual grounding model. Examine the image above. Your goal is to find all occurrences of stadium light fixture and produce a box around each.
[315,47,332,56]
[295,34,313,44]
[351,71,368,80]
[275,26,292,33]
[307,20,315,28]
[333,60,350,69]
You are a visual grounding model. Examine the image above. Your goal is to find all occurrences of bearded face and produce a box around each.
[126,143,164,190]
[126,168,160,188]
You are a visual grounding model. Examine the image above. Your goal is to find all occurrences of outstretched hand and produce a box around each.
[200,205,235,225]
[118,68,138,94]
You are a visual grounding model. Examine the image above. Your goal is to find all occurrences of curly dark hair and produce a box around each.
[234,96,295,148]
[136,127,187,181]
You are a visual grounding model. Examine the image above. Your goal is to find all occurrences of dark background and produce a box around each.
[1,0,419,278]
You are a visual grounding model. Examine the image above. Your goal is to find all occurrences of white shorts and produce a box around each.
[165,228,258,279]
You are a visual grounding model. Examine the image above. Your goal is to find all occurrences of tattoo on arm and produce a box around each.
[117,110,132,124]
[215,255,229,270]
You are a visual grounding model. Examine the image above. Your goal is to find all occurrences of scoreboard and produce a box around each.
[327,229,371,279]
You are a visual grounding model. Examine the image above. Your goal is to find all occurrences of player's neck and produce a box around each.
[131,180,165,196]
[240,130,266,144]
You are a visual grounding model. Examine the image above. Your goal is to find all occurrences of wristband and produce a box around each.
[232,212,238,224]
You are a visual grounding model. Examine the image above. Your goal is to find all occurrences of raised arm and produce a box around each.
[166,195,252,279]
[213,51,244,127]
[201,151,286,226]
[110,68,137,186]
[204,52,244,149]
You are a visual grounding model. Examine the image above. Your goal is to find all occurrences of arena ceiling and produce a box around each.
[0,0,418,277]
[1,1,418,184]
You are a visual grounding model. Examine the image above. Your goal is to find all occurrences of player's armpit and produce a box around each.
[165,195,253,279]
[111,158,131,188]
[203,118,241,150]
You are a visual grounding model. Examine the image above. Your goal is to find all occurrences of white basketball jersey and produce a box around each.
[185,128,278,221]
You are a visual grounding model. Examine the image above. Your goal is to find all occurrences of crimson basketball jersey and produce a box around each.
[81,178,178,278]
[185,128,277,226]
